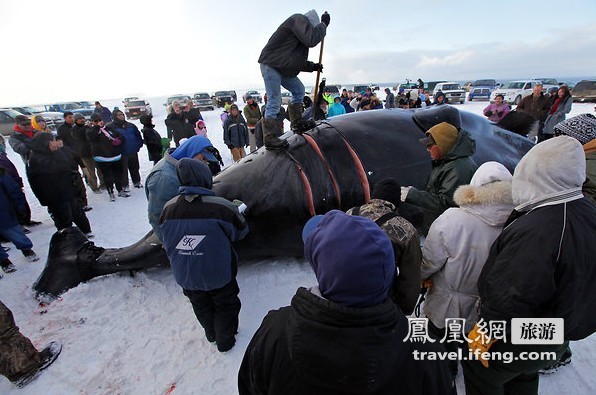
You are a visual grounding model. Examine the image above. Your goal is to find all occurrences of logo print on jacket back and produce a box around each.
[176,235,205,251]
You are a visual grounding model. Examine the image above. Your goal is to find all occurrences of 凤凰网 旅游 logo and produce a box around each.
[176,235,205,251]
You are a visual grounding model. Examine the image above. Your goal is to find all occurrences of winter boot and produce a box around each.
[108,190,116,202]
[1,258,17,273]
[118,191,131,198]
[287,103,304,130]
[22,250,39,262]
[263,118,289,150]
[539,345,572,374]
[13,341,62,388]
[287,103,316,134]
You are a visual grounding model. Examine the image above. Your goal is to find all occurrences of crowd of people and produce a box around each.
[1,8,595,393]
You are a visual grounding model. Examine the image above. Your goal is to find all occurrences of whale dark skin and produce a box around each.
[33,106,534,298]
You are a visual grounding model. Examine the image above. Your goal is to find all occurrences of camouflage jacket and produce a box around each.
[347,199,422,314]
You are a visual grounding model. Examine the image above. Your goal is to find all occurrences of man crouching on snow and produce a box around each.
[159,158,248,352]
[238,210,454,394]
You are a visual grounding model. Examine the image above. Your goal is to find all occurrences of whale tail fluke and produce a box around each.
[33,227,170,300]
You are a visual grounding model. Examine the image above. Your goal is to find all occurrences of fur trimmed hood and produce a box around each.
[453,161,514,226]
[454,181,513,207]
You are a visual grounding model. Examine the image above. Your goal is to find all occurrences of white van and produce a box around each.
[490,80,538,105]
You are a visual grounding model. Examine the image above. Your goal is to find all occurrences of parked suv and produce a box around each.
[535,78,559,93]
[281,91,292,105]
[212,91,235,108]
[572,80,596,102]
[395,82,419,97]
[45,102,94,119]
[10,106,64,130]
[468,79,499,101]
[242,90,262,103]
[490,80,537,105]
[353,85,370,94]
[124,100,152,120]
[192,93,215,111]
[164,95,192,108]
[0,108,27,136]
[433,82,466,104]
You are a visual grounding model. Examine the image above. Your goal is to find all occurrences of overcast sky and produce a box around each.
[1,0,595,106]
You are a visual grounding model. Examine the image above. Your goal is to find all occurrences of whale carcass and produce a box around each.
[33,106,534,298]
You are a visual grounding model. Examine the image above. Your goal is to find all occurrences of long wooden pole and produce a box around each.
[312,37,325,105]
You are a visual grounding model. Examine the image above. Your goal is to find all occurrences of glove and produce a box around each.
[321,12,330,26]
[313,63,323,73]
[111,138,122,146]
[468,323,496,368]
[400,186,411,202]
[485,110,493,117]
[227,144,234,149]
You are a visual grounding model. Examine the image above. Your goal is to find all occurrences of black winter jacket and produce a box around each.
[479,198,596,340]
[165,112,194,146]
[57,123,76,150]
[258,13,326,77]
[239,287,454,395]
[183,108,203,128]
[71,123,93,158]
[141,126,163,162]
[86,125,123,159]
[26,133,77,206]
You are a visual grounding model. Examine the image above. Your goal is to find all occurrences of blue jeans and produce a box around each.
[260,63,305,119]
[0,225,33,259]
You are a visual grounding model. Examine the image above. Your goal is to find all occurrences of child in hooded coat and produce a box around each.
[159,159,248,352]
[139,114,163,165]
[194,120,208,138]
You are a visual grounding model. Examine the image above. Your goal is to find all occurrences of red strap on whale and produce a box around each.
[302,133,341,207]
[341,136,370,203]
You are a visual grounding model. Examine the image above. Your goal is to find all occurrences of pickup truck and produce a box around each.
[192,93,215,111]
[124,99,152,120]
[433,82,466,104]
[468,79,499,101]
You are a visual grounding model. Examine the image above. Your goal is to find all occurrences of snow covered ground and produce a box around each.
[1,93,594,394]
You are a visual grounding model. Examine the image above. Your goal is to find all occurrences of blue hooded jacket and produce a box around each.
[0,169,28,230]
[145,136,217,240]
[105,110,143,155]
[159,159,248,291]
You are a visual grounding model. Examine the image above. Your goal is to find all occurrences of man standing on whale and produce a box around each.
[258,10,329,150]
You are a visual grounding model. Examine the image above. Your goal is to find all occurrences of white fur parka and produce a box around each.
[421,162,515,332]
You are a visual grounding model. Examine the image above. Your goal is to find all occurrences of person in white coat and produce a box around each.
[421,161,514,336]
